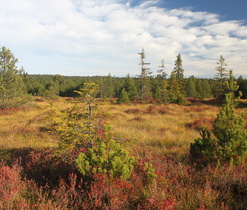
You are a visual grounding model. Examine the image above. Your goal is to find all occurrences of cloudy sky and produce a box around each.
[1,0,247,78]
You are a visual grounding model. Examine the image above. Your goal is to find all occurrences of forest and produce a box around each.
[0,46,247,209]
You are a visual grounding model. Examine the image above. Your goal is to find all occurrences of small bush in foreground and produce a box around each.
[76,124,135,180]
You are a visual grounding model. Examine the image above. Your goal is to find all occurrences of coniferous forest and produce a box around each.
[0,46,247,209]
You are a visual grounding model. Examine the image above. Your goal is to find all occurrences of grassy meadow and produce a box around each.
[0,97,247,209]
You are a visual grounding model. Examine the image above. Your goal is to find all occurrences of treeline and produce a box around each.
[22,73,247,100]
[23,73,212,99]
[1,46,247,108]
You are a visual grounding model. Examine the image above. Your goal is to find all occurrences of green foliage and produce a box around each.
[52,102,96,149]
[186,76,198,98]
[0,46,28,108]
[156,59,169,103]
[237,75,247,98]
[43,81,59,99]
[197,79,213,99]
[51,83,99,149]
[74,82,99,100]
[190,71,247,164]
[74,82,99,116]
[76,124,135,180]
[122,74,138,101]
[213,94,247,161]
[117,88,130,104]
[168,54,185,104]
[190,128,218,163]
[173,53,184,84]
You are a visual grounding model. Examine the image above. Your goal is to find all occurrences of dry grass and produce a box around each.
[97,103,222,156]
[1,97,247,156]
[1,98,247,209]
[0,98,67,149]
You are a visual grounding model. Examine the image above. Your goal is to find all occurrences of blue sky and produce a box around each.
[159,0,247,22]
[1,0,247,78]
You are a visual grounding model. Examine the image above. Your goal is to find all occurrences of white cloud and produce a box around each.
[0,0,247,77]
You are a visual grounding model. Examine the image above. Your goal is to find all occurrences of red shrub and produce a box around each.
[0,162,23,208]
[18,148,81,188]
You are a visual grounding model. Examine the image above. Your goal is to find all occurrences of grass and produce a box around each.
[0,98,64,149]
[0,97,247,209]
[98,102,220,157]
[0,97,245,159]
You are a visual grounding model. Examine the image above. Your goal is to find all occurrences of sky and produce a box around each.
[1,0,247,78]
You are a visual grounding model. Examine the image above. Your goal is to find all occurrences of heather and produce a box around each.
[0,97,247,209]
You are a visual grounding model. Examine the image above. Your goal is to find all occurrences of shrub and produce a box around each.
[51,101,97,149]
[76,124,135,180]
[190,128,218,164]
[20,148,80,188]
[0,162,23,208]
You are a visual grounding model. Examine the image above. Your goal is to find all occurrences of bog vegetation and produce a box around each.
[0,46,247,209]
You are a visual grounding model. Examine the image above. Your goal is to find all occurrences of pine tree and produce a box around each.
[0,46,27,108]
[138,48,152,100]
[76,124,135,180]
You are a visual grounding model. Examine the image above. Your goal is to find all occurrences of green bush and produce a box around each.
[190,128,218,164]
[76,124,135,180]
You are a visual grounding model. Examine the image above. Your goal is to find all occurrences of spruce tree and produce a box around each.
[157,59,168,103]
[213,70,247,161]
[168,54,185,104]
[173,54,184,88]
[123,74,138,101]
[190,70,247,164]
[214,55,229,99]
[186,76,198,98]
[168,71,182,103]
[117,88,130,104]
[200,79,213,99]
[138,48,152,100]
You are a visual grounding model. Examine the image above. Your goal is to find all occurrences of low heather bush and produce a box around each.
[0,162,23,209]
